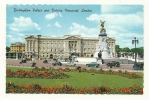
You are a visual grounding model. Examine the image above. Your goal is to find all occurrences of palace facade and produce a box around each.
[25,35,116,59]
[10,42,25,52]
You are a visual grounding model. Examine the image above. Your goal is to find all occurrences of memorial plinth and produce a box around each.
[94,32,112,59]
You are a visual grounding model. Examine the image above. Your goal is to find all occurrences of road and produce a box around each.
[6,59,143,72]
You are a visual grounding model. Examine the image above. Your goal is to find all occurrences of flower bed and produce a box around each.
[6,69,69,79]
[6,82,143,94]
[33,67,143,79]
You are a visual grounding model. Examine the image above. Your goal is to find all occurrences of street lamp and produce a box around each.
[132,37,139,70]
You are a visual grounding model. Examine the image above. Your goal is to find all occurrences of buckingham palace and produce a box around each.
[25,35,116,60]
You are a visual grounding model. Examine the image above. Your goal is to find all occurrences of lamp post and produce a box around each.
[132,37,139,70]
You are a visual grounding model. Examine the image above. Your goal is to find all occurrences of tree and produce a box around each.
[6,46,10,52]
[122,47,130,52]
[138,47,144,55]
[115,45,144,55]
[115,45,122,52]
[130,47,144,55]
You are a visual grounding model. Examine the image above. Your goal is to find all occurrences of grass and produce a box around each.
[6,66,34,71]
[6,66,143,88]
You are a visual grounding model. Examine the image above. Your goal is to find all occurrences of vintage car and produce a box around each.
[20,59,26,64]
[133,62,144,70]
[43,59,48,63]
[52,61,62,66]
[86,62,100,67]
[106,61,120,68]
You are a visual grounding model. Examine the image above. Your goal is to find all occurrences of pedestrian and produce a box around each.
[77,66,81,72]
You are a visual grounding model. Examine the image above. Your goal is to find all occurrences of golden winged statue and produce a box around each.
[100,20,105,28]
[100,20,106,33]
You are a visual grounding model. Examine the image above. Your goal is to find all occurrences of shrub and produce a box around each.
[81,68,87,72]
[6,69,70,79]
[41,67,46,71]
[6,82,143,94]
[87,68,97,73]
[98,68,104,74]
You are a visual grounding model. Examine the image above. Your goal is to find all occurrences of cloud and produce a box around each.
[86,13,143,30]
[45,13,62,20]
[68,22,143,48]
[69,22,98,37]
[106,30,143,48]
[54,22,61,27]
[8,16,41,32]
[70,10,143,48]
[47,24,51,27]
[101,5,143,14]
[6,34,25,45]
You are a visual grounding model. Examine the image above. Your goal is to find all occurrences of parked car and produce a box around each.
[31,62,36,67]
[106,61,120,68]
[138,62,144,70]
[133,62,144,70]
[86,62,100,67]
[52,61,62,66]
[43,59,48,63]
[20,59,26,64]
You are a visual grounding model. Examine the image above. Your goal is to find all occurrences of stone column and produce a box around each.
[25,40,27,52]
[77,40,79,52]
[64,41,66,52]
[36,40,38,56]
[28,40,29,52]
[67,41,69,52]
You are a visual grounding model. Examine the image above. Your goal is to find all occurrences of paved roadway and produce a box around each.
[6,59,143,72]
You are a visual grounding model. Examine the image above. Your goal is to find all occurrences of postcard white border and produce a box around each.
[1,0,149,100]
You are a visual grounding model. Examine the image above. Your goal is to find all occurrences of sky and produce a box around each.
[6,5,144,48]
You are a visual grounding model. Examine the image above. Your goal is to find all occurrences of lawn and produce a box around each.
[6,66,143,88]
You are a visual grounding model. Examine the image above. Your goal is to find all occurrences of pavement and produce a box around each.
[6,59,143,73]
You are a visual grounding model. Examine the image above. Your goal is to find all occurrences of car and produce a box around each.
[43,59,48,63]
[52,61,62,66]
[20,59,26,64]
[86,62,100,67]
[133,62,144,70]
[106,61,120,68]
